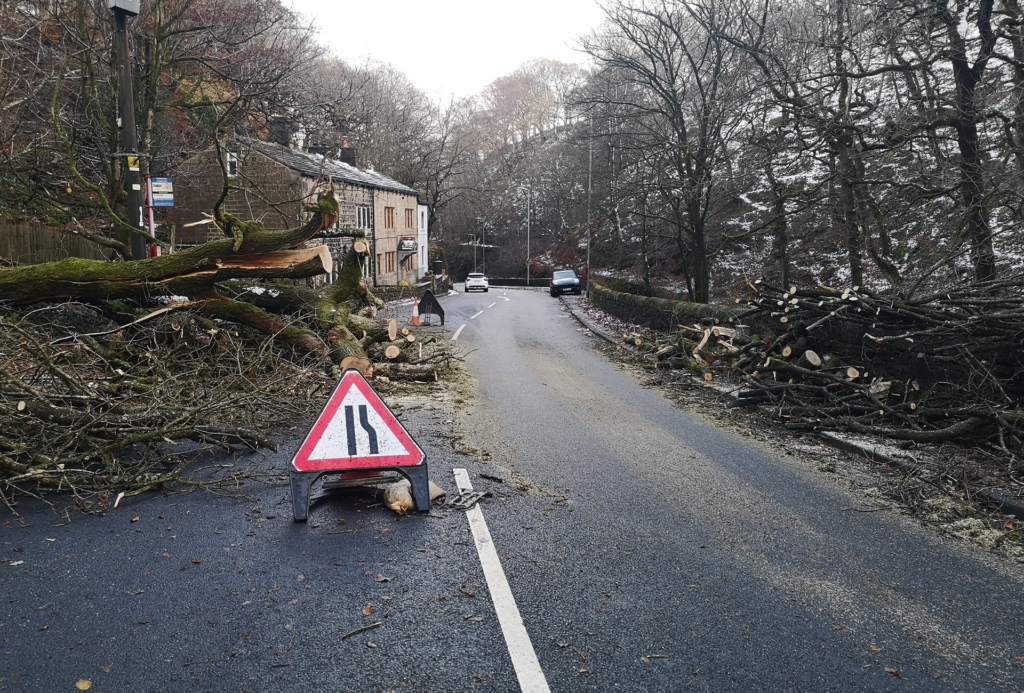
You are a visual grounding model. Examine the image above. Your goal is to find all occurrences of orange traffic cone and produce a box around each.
[411,299,420,325]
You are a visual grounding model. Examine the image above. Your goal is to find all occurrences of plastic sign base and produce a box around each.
[290,464,431,522]
[289,369,429,522]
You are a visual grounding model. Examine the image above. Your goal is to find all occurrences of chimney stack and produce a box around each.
[268,116,298,148]
[337,139,357,168]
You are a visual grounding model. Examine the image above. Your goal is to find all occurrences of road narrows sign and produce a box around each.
[293,370,424,471]
[290,369,430,522]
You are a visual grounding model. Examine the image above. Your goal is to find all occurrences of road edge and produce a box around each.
[560,295,1024,520]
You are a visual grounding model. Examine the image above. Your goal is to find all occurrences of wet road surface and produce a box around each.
[2,286,1023,692]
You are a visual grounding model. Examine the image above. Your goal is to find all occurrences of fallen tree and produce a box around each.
[0,185,455,508]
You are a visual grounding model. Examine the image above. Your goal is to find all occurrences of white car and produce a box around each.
[465,273,489,292]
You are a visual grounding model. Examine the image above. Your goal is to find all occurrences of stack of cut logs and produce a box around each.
[361,317,444,382]
[724,277,1024,451]
[627,275,1024,451]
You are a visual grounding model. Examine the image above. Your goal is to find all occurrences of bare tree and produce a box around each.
[580,0,752,302]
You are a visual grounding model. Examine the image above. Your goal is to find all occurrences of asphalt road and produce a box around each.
[446,286,1024,692]
[2,285,1023,692]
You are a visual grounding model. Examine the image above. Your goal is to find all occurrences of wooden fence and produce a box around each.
[0,222,109,265]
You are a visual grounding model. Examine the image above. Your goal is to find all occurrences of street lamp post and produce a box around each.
[475,217,483,273]
[586,114,593,296]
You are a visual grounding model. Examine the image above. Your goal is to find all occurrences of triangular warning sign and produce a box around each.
[292,370,424,472]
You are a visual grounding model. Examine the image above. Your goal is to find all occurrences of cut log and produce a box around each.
[846,366,861,380]
[388,319,398,341]
[374,363,437,381]
[797,350,822,369]
[384,345,401,360]
[340,356,374,379]
[869,380,892,397]
[405,334,416,343]
[353,240,368,254]
[654,344,677,361]
[781,337,808,359]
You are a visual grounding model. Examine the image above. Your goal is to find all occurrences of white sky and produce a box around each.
[287,0,606,100]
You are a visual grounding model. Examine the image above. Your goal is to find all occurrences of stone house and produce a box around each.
[164,137,424,286]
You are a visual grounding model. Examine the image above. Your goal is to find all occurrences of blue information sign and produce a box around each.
[150,177,174,207]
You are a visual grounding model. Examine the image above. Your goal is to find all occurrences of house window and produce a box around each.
[377,253,383,275]
[356,206,370,229]
[384,207,395,229]
[226,152,238,177]
[405,209,414,228]
[386,251,396,273]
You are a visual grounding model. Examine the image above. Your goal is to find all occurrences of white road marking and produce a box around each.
[451,324,467,341]
[499,296,510,301]
[453,469,550,693]
[488,302,497,308]
[470,310,484,320]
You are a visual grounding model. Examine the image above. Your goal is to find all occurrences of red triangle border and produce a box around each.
[291,370,425,472]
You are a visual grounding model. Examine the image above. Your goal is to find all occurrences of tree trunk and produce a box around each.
[937,0,998,282]
[766,163,790,289]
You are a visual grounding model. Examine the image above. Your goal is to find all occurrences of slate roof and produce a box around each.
[241,138,418,196]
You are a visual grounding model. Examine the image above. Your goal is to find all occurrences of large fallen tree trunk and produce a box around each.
[0,188,377,359]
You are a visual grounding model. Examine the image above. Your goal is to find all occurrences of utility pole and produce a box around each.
[110,0,147,260]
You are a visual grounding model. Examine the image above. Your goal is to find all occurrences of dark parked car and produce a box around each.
[549,270,582,296]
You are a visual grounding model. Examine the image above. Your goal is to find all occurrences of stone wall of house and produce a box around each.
[164,149,304,245]
[372,189,420,286]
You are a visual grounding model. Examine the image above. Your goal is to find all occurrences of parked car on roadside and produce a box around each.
[465,273,489,292]
[549,270,582,296]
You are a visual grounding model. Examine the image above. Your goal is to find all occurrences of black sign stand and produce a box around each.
[290,464,431,522]
[417,289,445,325]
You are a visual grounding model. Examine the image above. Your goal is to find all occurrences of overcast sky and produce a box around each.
[287,0,606,100]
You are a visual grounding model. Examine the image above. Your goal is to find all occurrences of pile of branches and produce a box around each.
[0,301,334,508]
[724,276,1024,460]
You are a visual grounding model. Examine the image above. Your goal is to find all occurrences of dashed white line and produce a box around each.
[451,324,467,341]
[453,469,550,693]
[470,310,484,319]
[488,302,497,308]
